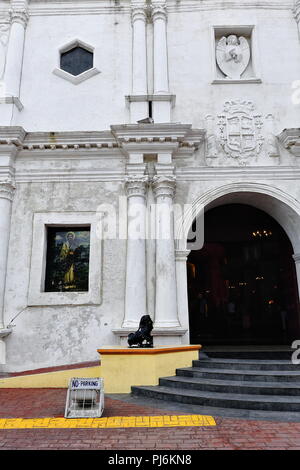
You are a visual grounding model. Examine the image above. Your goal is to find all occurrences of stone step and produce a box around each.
[159,375,300,396]
[203,350,292,360]
[176,367,300,383]
[194,358,299,371]
[131,385,300,411]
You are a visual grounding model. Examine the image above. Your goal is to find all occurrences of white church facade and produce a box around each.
[0,0,300,373]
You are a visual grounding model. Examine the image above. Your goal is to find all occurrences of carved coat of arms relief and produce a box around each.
[217,100,264,160]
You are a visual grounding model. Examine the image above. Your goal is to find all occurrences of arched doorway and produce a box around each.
[187,204,300,345]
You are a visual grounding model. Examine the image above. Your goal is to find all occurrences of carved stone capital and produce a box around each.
[150,2,167,22]
[9,8,29,27]
[125,175,148,198]
[131,4,147,24]
[152,175,176,200]
[0,180,15,201]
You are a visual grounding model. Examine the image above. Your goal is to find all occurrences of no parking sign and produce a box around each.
[64,377,104,418]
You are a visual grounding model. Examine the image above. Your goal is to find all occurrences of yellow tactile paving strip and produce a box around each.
[0,415,216,429]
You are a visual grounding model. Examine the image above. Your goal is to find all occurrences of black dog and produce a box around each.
[127,315,153,348]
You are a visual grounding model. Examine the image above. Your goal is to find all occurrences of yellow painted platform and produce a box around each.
[0,365,101,388]
[0,414,216,429]
[97,345,201,393]
[0,345,201,392]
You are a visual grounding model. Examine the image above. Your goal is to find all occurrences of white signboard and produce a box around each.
[70,378,102,390]
[65,377,104,419]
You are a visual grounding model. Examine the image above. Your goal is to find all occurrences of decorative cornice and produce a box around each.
[111,123,205,156]
[22,130,118,151]
[175,166,300,180]
[26,0,293,17]
[0,126,26,147]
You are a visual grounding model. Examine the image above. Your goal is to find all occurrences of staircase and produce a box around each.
[131,348,300,412]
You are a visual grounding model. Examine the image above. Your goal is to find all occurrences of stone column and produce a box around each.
[151,2,171,122]
[175,249,190,342]
[0,180,15,330]
[152,174,180,328]
[151,2,168,95]
[293,253,300,303]
[3,2,29,99]
[122,174,148,328]
[130,2,148,123]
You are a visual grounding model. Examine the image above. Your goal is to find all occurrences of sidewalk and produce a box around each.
[0,388,300,450]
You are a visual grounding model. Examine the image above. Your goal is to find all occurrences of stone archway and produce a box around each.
[175,183,300,344]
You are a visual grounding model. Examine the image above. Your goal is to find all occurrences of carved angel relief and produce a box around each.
[216,35,250,80]
[217,100,264,159]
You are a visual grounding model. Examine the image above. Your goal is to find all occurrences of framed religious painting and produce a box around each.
[45,227,90,292]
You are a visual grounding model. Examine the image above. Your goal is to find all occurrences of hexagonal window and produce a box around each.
[53,40,100,85]
[60,46,93,76]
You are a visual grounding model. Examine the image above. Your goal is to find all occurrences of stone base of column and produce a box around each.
[113,327,188,347]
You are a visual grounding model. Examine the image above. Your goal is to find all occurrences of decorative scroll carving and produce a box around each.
[216,35,250,80]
